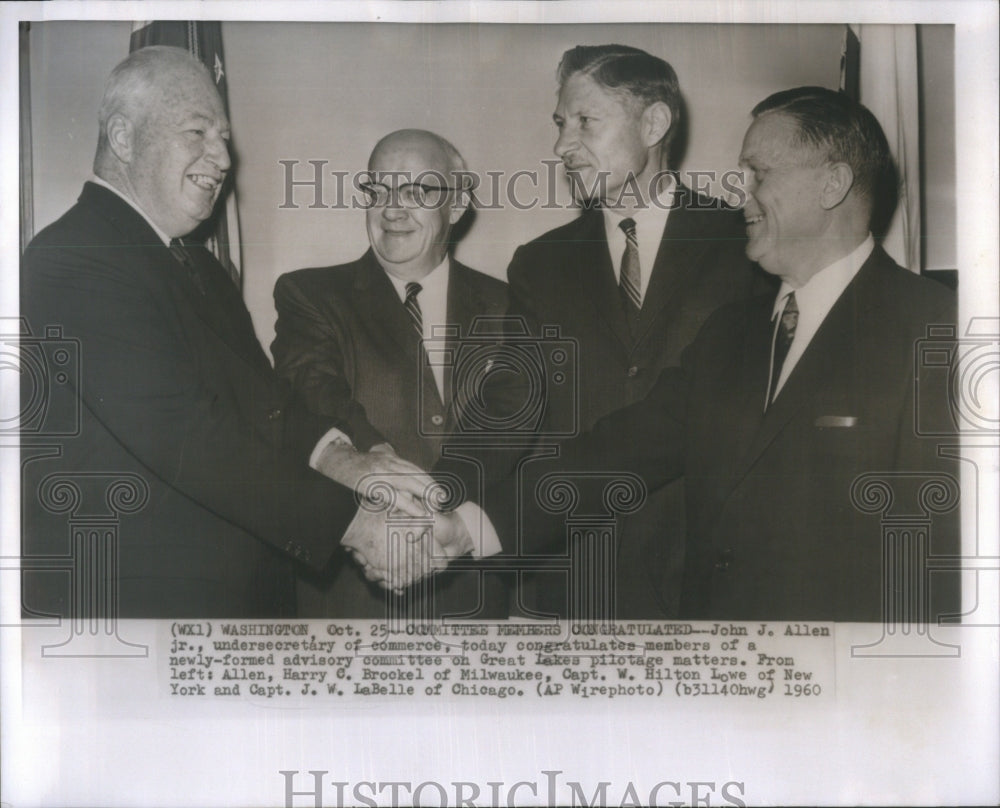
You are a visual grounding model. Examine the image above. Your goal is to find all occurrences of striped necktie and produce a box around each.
[618,217,642,327]
[404,282,423,337]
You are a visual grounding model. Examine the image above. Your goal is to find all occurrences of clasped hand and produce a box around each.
[341,506,473,593]
[316,441,472,590]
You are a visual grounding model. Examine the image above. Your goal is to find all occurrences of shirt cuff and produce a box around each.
[454,501,502,557]
[308,427,353,470]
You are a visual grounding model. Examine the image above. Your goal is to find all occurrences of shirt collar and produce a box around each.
[383,255,450,302]
[771,234,876,320]
[90,175,173,247]
[601,172,676,235]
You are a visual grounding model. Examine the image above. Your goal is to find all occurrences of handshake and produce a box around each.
[315,441,475,593]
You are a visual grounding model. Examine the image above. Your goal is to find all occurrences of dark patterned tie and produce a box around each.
[768,291,799,407]
[618,218,643,326]
[169,237,206,295]
[404,282,423,337]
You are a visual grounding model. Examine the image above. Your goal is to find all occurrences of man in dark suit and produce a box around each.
[506,45,770,618]
[272,129,509,618]
[442,86,958,622]
[20,47,457,618]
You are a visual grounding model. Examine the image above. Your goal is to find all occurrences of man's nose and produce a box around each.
[554,127,576,159]
[206,136,231,172]
[381,199,408,219]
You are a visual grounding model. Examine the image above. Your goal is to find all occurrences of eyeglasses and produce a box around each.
[359,181,460,208]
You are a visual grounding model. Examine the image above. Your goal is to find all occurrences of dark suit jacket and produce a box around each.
[20,182,359,617]
[502,246,960,621]
[272,251,510,617]
[505,187,772,617]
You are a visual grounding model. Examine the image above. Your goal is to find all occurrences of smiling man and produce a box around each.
[20,47,449,617]
[272,129,510,618]
[504,44,769,620]
[466,85,960,622]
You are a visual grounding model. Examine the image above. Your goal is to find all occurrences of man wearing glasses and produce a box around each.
[272,128,509,618]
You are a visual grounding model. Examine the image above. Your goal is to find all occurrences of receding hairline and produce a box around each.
[98,46,217,129]
[368,129,467,176]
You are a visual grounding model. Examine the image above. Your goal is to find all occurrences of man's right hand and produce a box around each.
[341,507,473,592]
[315,441,435,518]
[341,506,441,592]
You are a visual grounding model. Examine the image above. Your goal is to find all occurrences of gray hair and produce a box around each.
[95,46,211,163]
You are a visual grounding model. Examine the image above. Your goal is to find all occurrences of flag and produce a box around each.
[131,21,243,287]
[19,22,34,255]
[842,24,922,273]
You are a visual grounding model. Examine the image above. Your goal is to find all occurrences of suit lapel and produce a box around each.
[693,296,772,502]
[86,183,272,375]
[443,261,478,409]
[352,251,446,424]
[174,244,270,369]
[573,209,634,352]
[634,186,709,346]
[729,299,773,466]
[352,250,422,358]
[726,253,883,487]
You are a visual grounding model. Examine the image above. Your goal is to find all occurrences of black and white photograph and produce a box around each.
[2,2,997,806]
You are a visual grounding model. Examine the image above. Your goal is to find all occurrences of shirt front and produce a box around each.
[768,234,876,402]
[384,256,450,400]
[601,174,676,302]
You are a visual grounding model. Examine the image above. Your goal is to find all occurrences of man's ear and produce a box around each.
[642,101,672,148]
[820,162,854,210]
[105,113,135,164]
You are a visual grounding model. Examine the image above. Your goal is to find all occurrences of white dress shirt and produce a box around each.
[602,174,676,302]
[768,234,876,402]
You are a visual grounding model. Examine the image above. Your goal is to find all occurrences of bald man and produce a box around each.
[272,129,510,618]
[20,48,452,618]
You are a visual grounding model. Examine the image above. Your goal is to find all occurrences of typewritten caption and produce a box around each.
[163,621,834,701]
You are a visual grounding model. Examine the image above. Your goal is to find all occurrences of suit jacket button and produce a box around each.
[626,366,639,378]
[267,407,282,421]
[431,414,444,426]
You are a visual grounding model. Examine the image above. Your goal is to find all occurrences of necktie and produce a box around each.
[169,237,207,296]
[404,282,423,337]
[618,218,643,327]
[767,291,799,407]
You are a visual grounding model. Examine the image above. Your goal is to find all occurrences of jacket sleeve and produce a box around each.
[271,272,387,452]
[22,241,357,571]
[479,309,698,556]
